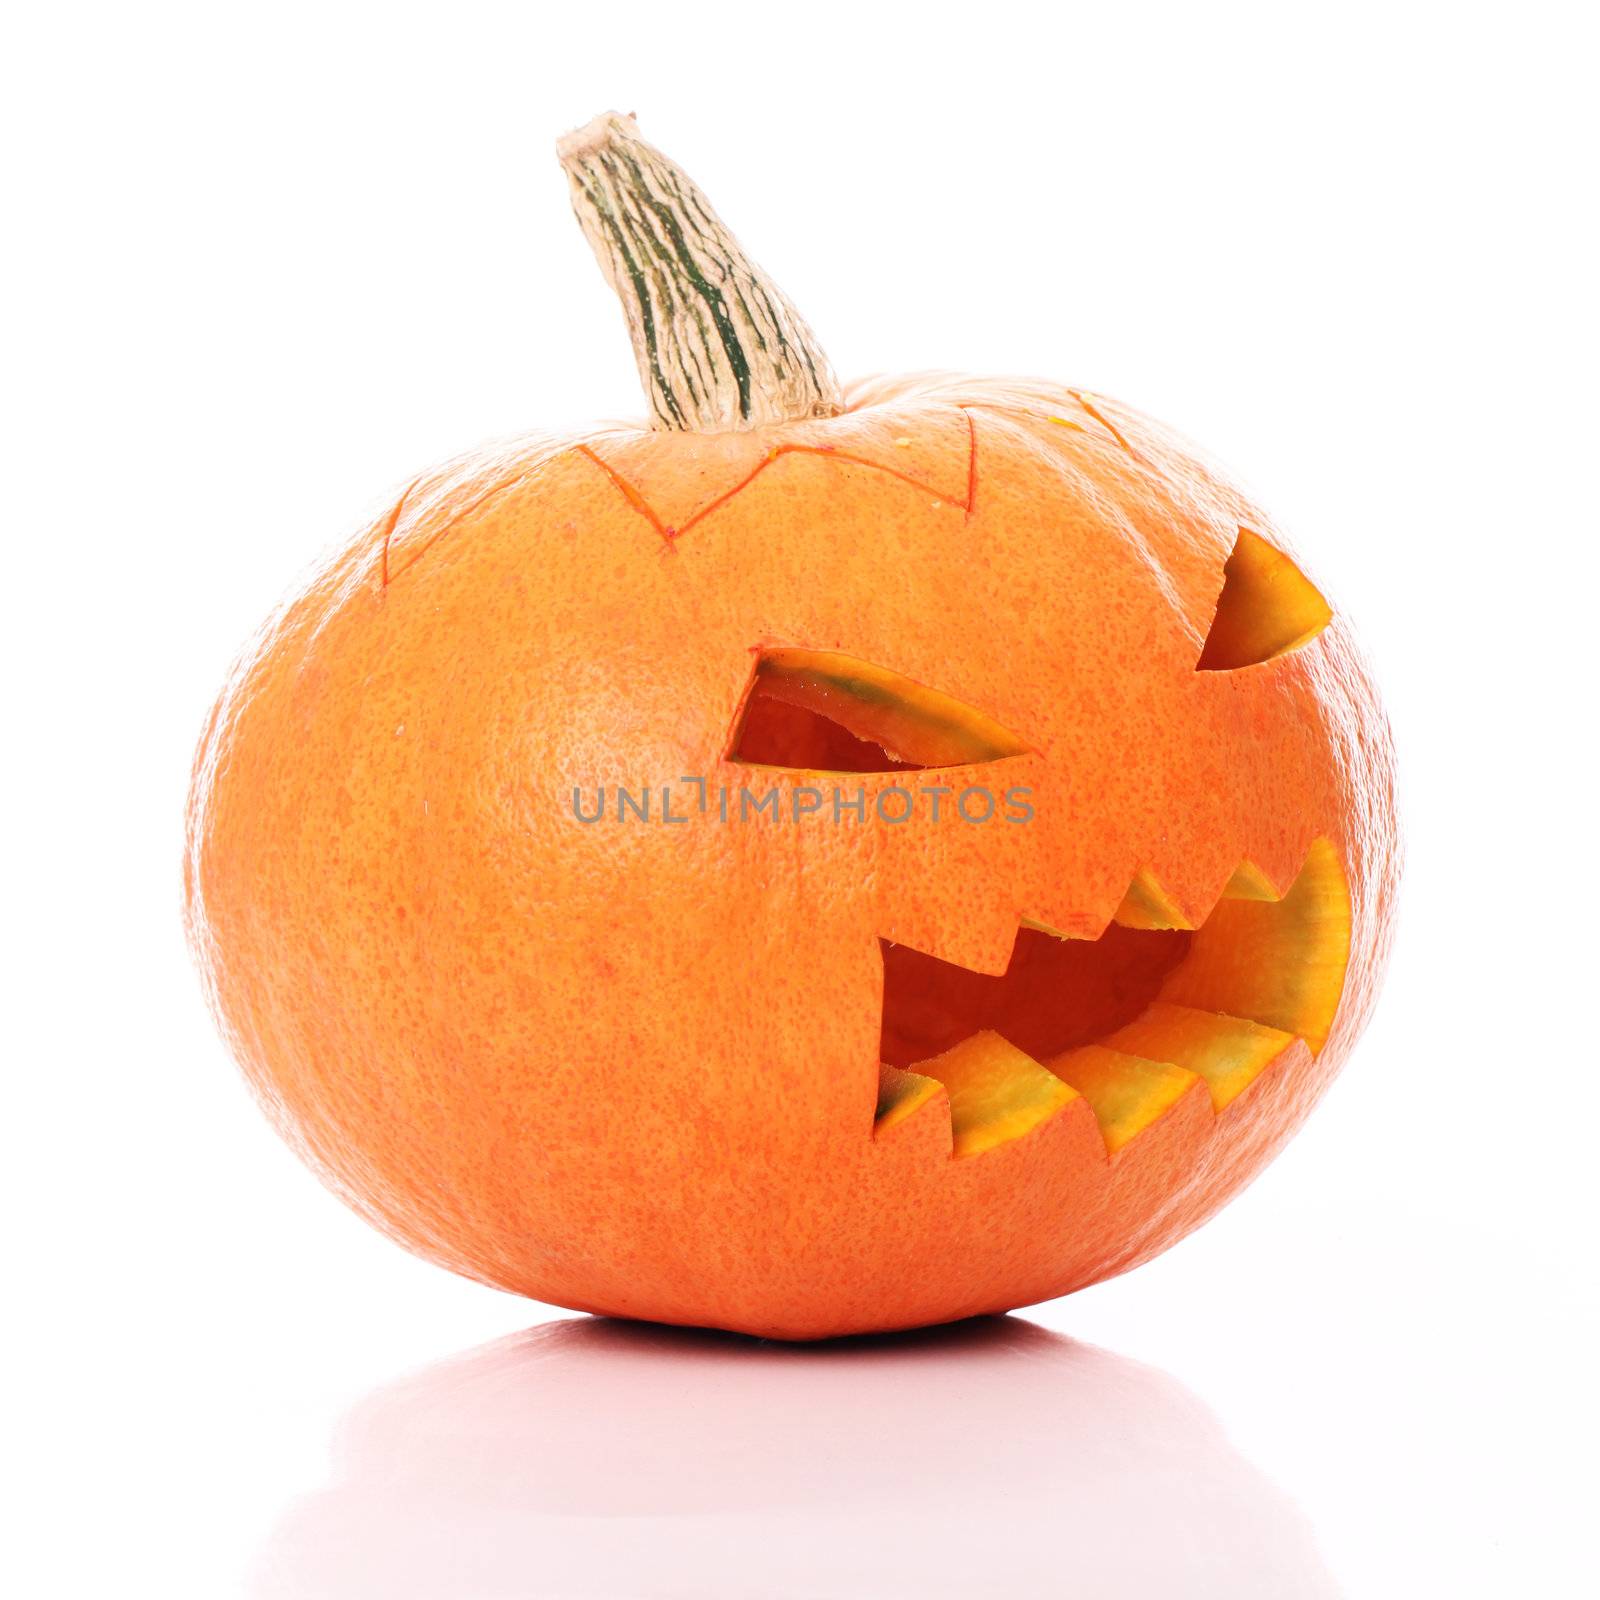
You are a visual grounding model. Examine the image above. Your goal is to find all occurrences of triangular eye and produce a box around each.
[730,648,1030,772]
[1197,528,1332,671]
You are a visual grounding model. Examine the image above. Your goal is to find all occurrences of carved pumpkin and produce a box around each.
[185,113,1399,1338]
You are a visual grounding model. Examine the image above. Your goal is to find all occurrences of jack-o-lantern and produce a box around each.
[185,114,1399,1338]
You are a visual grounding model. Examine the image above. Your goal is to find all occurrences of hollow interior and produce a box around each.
[735,689,925,772]
[880,925,1192,1067]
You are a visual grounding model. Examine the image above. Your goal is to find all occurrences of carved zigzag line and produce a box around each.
[572,404,980,551]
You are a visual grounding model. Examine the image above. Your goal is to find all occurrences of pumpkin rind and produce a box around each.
[184,374,1399,1338]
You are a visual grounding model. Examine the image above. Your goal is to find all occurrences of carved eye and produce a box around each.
[729,648,1030,773]
[1198,528,1332,671]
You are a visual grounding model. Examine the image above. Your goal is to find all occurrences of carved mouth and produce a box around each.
[875,842,1351,1158]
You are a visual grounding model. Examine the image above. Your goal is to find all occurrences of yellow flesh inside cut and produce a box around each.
[1041,1044,1202,1153]
[1197,528,1333,671]
[884,1032,1079,1158]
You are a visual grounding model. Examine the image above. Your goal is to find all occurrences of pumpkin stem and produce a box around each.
[557,112,843,434]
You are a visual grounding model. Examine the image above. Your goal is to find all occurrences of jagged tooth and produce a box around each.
[1111,868,1196,931]
[1158,837,1351,1052]
[1106,1002,1296,1111]
[873,1063,949,1141]
[1220,860,1285,902]
[1042,1044,1206,1154]
[879,896,1020,979]
[907,1031,1079,1159]
[1169,858,1285,946]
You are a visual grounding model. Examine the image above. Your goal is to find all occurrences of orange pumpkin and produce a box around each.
[185,113,1399,1339]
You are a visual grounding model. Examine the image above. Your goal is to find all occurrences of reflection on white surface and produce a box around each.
[254,1316,1338,1598]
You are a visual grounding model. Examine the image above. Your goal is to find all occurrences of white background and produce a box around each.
[6,3,1596,1595]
